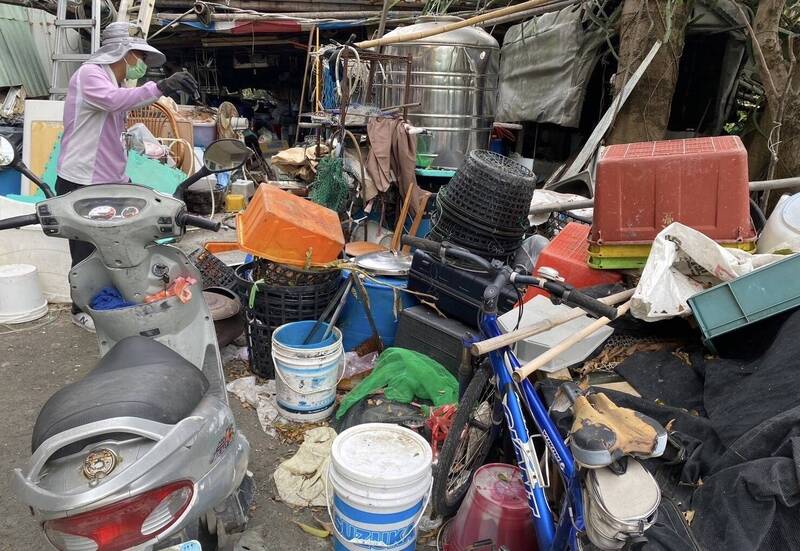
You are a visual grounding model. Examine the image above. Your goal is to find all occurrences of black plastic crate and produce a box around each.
[407,250,521,328]
[188,248,238,290]
[394,305,474,375]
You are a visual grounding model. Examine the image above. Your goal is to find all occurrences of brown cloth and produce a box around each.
[364,117,424,214]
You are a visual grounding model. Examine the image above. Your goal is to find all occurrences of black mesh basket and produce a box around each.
[238,264,342,377]
[430,210,522,261]
[188,248,238,290]
[441,150,536,227]
[435,194,528,238]
[248,258,340,287]
[245,314,276,378]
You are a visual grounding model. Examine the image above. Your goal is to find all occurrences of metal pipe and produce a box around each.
[154,10,423,20]
[748,177,800,192]
[530,176,800,215]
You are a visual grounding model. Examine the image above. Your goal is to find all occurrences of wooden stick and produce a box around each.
[402,191,432,254]
[355,0,554,49]
[471,289,634,356]
[512,301,631,382]
[390,187,415,251]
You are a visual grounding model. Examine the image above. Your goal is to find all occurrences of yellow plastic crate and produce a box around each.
[587,240,757,269]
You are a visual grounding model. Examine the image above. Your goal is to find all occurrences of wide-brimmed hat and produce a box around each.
[87,22,166,67]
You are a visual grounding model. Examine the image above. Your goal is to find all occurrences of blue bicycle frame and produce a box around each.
[480,313,585,551]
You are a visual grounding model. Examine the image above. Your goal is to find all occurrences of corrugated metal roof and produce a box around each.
[0,5,50,98]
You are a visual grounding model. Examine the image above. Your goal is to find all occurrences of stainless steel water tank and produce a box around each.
[380,16,500,169]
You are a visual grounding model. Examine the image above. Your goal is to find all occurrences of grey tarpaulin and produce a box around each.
[496,5,605,128]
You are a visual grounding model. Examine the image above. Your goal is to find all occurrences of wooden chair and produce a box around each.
[344,184,433,257]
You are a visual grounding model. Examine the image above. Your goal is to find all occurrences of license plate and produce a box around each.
[162,541,202,551]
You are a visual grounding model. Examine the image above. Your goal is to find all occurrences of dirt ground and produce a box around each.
[0,309,331,551]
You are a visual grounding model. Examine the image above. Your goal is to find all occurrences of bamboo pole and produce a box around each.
[471,289,634,356]
[512,301,631,382]
[315,26,321,111]
[355,0,554,49]
[295,26,316,144]
[531,176,800,216]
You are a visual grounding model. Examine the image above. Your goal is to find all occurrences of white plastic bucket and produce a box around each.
[758,193,800,253]
[0,264,48,324]
[271,320,344,422]
[327,423,433,551]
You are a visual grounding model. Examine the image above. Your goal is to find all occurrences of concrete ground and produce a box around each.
[0,309,330,551]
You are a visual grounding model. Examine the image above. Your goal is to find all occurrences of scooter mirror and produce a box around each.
[0,136,16,168]
[203,139,251,173]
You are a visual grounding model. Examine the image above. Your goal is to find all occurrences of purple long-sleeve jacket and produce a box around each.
[57,63,161,185]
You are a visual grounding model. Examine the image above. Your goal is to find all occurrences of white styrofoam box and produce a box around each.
[498,295,613,372]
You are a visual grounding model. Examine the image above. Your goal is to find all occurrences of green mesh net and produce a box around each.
[309,156,348,213]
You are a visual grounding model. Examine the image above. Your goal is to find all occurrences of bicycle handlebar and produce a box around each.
[401,235,620,319]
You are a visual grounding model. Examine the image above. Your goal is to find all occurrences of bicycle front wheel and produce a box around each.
[432,366,497,517]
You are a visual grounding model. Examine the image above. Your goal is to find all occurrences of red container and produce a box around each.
[590,136,755,245]
[443,463,538,551]
[523,223,622,303]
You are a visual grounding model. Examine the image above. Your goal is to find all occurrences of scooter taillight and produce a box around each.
[43,480,194,551]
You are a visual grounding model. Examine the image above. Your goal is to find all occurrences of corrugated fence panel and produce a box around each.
[0,5,51,97]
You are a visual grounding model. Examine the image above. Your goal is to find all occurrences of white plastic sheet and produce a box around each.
[631,223,783,321]
[226,376,283,438]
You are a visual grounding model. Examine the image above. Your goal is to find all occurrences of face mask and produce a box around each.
[126,58,147,81]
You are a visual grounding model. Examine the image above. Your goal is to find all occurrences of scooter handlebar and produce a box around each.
[178,213,221,232]
[0,213,39,231]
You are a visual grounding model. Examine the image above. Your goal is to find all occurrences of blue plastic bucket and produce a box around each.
[337,273,418,351]
[328,423,433,551]
[271,320,343,422]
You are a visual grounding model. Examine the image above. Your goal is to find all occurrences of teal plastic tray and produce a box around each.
[688,253,800,352]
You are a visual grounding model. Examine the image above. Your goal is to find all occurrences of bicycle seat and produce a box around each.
[570,392,667,469]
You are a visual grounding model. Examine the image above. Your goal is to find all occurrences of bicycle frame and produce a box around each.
[480,313,585,551]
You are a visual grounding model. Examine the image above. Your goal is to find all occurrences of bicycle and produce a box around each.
[401,235,668,551]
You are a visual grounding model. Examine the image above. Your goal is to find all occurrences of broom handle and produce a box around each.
[356,0,553,49]
[471,288,634,356]
[512,301,631,382]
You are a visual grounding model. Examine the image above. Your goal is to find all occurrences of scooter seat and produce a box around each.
[32,336,209,457]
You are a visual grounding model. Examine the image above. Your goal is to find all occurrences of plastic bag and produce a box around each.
[631,223,783,321]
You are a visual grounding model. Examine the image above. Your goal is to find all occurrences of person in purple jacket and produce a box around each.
[56,22,198,331]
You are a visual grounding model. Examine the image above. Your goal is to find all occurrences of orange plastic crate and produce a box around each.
[236,185,344,267]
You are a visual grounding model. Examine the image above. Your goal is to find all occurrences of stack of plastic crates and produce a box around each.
[236,259,341,378]
[588,136,757,269]
[431,150,536,262]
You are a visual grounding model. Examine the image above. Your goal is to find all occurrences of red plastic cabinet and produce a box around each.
[590,136,755,245]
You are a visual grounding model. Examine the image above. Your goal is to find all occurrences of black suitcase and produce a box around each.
[407,250,520,327]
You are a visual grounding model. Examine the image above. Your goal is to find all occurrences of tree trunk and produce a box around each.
[607,0,693,144]
[751,0,800,211]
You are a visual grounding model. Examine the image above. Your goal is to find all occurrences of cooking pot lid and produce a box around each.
[203,287,241,320]
[354,250,412,276]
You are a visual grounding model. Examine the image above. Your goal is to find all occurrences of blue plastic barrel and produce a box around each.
[337,272,418,351]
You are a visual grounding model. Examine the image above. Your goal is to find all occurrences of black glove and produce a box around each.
[157,71,199,98]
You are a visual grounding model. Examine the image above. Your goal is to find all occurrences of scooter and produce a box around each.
[0,136,254,550]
